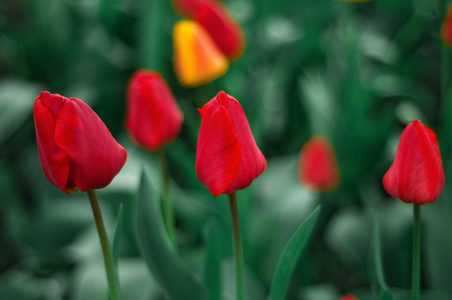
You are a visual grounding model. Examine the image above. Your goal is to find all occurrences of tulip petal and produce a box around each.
[126,71,183,152]
[221,93,266,194]
[383,121,444,205]
[54,98,127,191]
[173,20,229,88]
[196,100,241,197]
[34,92,76,193]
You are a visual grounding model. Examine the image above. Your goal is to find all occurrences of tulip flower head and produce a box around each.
[298,136,340,192]
[442,5,452,47]
[125,70,184,152]
[383,120,444,205]
[196,91,266,197]
[34,91,127,193]
[195,1,245,60]
[173,20,229,88]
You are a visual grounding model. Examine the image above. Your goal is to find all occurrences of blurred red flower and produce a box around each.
[383,120,444,205]
[126,70,183,151]
[195,1,245,60]
[34,91,127,193]
[196,91,266,197]
[298,136,340,192]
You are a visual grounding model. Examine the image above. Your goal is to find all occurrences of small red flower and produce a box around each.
[341,295,359,300]
[195,1,245,60]
[383,120,444,205]
[196,91,266,197]
[441,5,452,47]
[125,70,183,152]
[298,136,340,192]
[34,91,127,193]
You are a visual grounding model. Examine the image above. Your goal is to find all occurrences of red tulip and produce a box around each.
[196,91,266,197]
[34,91,127,193]
[125,70,183,152]
[195,1,245,60]
[341,295,359,300]
[441,5,452,47]
[298,136,340,192]
[383,120,444,205]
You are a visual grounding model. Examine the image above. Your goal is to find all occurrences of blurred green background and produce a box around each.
[2,0,452,299]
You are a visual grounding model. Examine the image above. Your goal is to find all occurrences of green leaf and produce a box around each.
[136,169,209,300]
[202,220,224,300]
[268,205,321,300]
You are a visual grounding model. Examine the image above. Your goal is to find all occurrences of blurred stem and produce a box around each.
[412,204,421,300]
[87,190,120,300]
[228,192,244,300]
[158,148,176,248]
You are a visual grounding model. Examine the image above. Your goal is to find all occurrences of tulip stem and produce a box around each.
[412,204,421,300]
[158,149,176,249]
[228,192,244,300]
[87,190,120,300]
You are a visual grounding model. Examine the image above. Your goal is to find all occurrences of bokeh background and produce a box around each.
[2,0,452,299]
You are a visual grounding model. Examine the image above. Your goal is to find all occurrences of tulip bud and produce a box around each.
[125,70,184,152]
[196,91,266,197]
[298,136,340,192]
[442,5,452,47]
[173,20,229,88]
[195,1,245,61]
[383,120,444,205]
[34,91,127,193]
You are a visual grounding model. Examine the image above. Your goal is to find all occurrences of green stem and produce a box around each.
[158,149,176,248]
[412,204,421,300]
[87,190,120,300]
[228,192,244,300]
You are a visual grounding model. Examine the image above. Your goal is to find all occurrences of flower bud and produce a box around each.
[196,91,266,197]
[34,91,127,193]
[383,120,444,205]
[126,70,183,152]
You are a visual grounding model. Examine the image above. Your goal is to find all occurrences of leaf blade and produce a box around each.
[136,169,209,300]
[268,205,321,300]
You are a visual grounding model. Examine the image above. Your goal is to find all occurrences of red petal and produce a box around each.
[55,98,127,191]
[126,71,183,152]
[221,93,267,194]
[34,92,75,193]
[196,99,241,197]
[383,120,444,205]
[195,1,245,60]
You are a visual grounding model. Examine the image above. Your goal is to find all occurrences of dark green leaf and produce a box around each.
[136,169,209,300]
[268,205,321,300]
